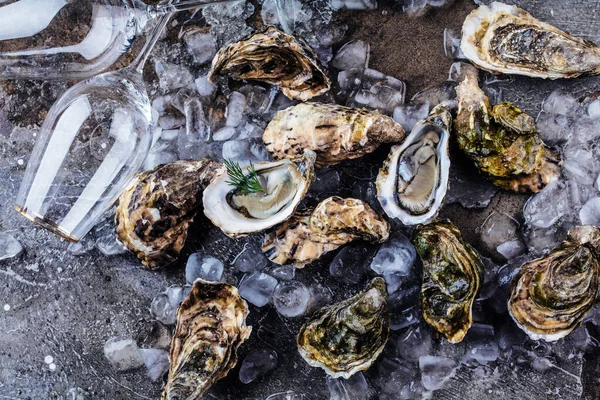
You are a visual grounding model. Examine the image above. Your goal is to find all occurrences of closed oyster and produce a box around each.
[509,226,600,342]
[297,277,389,378]
[461,2,600,78]
[116,159,224,269]
[377,105,451,225]
[412,220,484,343]
[208,27,330,101]
[455,75,561,193]
[162,279,251,400]
[203,150,316,238]
[263,102,406,167]
[262,196,390,267]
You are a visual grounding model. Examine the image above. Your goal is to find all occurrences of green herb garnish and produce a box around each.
[224,159,265,195]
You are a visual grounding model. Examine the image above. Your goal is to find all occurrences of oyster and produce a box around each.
[376,105,452,226]
[412,220,484,343]
[509,226,600,342]
[203,150,316,238]
[208,27,330,101]
[262,196,390,267]
[162,279,251,400]
[455,75,561,193]
[297,277,389,378]
[263,102,406,168]
[461,2,600,78]
[116,159,224,269]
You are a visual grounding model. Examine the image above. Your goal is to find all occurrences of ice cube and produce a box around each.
[393,101,430,132]
[418,355,457,391]
[447,61,479,82]
[536,111,571,145]
[234,245,269,272]
[186,254,224,283]
[158,115,185,130]
[103,337,144,371]
[238,271,278,307]
[332,40,370,71]
[239,348,278,384]
[443,28,465,59]
[0,232,23,260]
[542,90,579,116]
[213,126,238,141]
[446,163,499,209]
[329,245,370,284]
[95,232,126,256]
[523,181,570,229]
[349,68,406,113]
[139,348,169,381]
[195,75,217,98]
[463,323,499,364]
[239,85,272,115]
[579,197,600,225]
[326,372,372,400]
[226,92,247,128]
[154,61,194,92]
[306,283,334,314]
[389,304,420,331]
[236,122,265,140]
[273,281,310,317]
[330,0,377,10]
[351,180,378,206]
[372,357,416,397]
[393,324,432,363]
[309,167,341,199]
[370,233,417,292]
[478,211,520,257]
[266,391,306,400]
[496,239,527,261]
[184,29,217,65]
[588,99,600,120]
[67,238,95,256]
[269,265,296,281]
[184,98,210,143]
[150,294,177,325]
[222,139,270,166]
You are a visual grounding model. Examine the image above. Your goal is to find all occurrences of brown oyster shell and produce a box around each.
[115,159,224,269]
[262,196,390,267]
[297,277,389,379]
[208,27,330,101]
[263,102,406,168]
[162,279,251,400]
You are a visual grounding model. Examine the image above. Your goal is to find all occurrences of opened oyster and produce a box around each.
[262,196,389,267]
[461,2,600,78]
[412,220,484,343]
[203,150,316,238]
[297,277,389,378]
[509,226,600,342]
[263,102,406,167]
[116,159,224,269]
[455,75,561,193]
[377,105,451,226]
[162,279,251,400]
[208,27,330,101]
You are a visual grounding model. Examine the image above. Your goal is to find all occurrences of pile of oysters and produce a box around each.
[113,2,600,398]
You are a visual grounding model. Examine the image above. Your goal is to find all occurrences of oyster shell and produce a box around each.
[455,75,561,193]
[162,279,251,400]
[263,102,406,168]
[509,226,600,342]
[115,159,224,269]
[203,150,316,238]
[461,2,600,78]
[412,220,484,343]
[208,27,330,101]
[262,196,390,267]
[376,105,452,225]
[297,277,389,378]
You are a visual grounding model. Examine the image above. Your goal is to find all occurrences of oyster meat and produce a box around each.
[412,220,484,343]
[162,279,251,400]
[263,102,406,168]
[208,27,330,101]
[377,104,452,226]
[116,159,224,269]
[455,75,561,193]
[203,150,316,238]
[297,277,389,379]
[509,225,600,342]
[262,196,390,267]
[461,2,600,78]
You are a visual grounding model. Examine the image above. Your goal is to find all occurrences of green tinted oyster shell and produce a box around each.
[455,75,561,193]
[509,226,600,342]
[412,220,484,343]
[297,277,389,378]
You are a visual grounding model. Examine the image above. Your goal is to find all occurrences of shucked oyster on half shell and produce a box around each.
[412,220,484,343]
[162,279,251,400]
[461,2,600,79]
[208,26,330,101]
[455,75,561,193]
[263,102,406,168]
[262,196,390,267]
[203,150,316,238]
[297,277,389,379]
[116,159,224,269]
[377,104,451,226]
[509,226,600,342]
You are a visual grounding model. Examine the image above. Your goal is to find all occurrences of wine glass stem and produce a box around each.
[150,0,243,17]
[130,13,173,74]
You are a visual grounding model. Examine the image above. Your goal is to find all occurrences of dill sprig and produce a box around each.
[224,159,265,195]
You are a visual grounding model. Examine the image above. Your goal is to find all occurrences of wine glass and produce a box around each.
[0,0,236,80]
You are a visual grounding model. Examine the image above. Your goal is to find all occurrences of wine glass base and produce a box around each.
[14,204,80,243]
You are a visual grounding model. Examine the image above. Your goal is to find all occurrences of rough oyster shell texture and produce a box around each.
[162,279,251,400]
[509,225,600,342]
[377,104,452,226]
[203,150,316,238]
[208,26,330,101]
[262,196,390,267]
[461,2,600,78]
[115,159,224,269]
[412,220,484,343]
[297,277,389,379]
[454,74,561,193]
[263,102,406,168]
